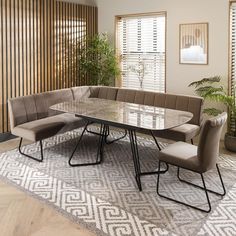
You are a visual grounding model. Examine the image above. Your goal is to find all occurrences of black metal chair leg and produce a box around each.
[19,138,44,162]
[177,164,226,196]
[157,160,211,213]
[200,173,212,212]
[216,164,226,196]
[191,139,194,145]
[69,123,106,167]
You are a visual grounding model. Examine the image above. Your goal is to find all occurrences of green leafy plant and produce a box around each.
[189,76,236,136]
[78,33,120,86]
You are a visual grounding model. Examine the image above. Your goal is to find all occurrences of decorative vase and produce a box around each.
[224,132,236,152]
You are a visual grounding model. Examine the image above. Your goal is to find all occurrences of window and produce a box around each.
[116,13,166,92]
[230,3,236,133]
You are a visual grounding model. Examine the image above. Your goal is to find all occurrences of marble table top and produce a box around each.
[50,98,193,131]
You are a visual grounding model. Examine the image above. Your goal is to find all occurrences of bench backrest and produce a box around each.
[9,86,203,130]
[115,88,203,126]
[72,86,203,126]
[71,86,118,101]
[8,88,73,129]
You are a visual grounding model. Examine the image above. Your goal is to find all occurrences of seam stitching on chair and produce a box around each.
[106,87,109,99]
[71,88,75,100]
[22,97,29,122]
[33,95,38,120]
[152,94,155,106]
[187,98,191,124]
[174,95,177,109]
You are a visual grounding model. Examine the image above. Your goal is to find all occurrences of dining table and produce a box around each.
[51,98,193,191]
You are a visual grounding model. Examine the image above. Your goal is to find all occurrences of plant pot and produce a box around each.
[224,133,236,152]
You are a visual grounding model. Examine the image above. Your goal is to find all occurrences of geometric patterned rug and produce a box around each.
[0,128,236,236]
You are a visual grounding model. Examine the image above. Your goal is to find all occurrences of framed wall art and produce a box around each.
[179,23,208,65]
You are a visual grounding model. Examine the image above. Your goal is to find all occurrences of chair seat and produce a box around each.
[152,124,200,142]
[159,141,201,172]
[12,113,86,142]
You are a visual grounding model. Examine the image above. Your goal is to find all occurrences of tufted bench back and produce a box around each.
[115,88,203,126]
[9,86,203,130]
[72,86,203,126]
[8,88,74,129]
[71,86,118,101]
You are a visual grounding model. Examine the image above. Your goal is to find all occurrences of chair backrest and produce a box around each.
[197,112,227,172]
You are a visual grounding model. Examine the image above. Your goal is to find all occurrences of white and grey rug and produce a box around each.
[0,128,236,236]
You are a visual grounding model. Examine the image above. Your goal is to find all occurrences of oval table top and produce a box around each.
[50,98,193,131]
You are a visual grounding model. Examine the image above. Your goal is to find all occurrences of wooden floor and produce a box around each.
[0,138,95,236]
[0,137,235,236]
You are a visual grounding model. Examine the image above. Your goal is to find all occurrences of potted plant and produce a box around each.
[77,33,120,86]
[189,76,236,152]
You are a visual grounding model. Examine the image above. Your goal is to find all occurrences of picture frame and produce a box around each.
[179,23,208,65]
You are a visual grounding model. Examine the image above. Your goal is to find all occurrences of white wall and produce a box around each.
[61,0,96,6]
[94,0,229,96]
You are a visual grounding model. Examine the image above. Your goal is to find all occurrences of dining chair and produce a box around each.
[156,112,227,213]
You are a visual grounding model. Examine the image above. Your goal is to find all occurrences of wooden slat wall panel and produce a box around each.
[2,0,7,131]
[0,0,98,133]
[0,0,2,133]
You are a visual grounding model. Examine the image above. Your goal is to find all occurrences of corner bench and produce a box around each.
[8,86,203,161]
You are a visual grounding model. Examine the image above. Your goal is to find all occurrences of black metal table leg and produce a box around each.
[150,130,161,151]
[128,129,170,191]
[105,128,128,145]
[149,130,169,174]
[128,130,142,191]
[137,130,168,176]
[86,124,127,145]
[96,124,108,163]
[85,123,108,137]
[69,122,108,167]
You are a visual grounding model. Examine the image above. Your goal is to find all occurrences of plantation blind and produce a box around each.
[230,2,236,133]
[117,13,166,92]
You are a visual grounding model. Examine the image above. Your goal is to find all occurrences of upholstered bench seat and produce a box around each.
[11,113,86,142]
[153,123,201,142]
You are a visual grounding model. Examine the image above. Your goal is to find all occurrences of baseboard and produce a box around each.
[0,132,17,142]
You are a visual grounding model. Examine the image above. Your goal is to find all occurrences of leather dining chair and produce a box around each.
[156,112,227,213]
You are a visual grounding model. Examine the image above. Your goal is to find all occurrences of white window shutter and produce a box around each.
[230,3,236,133]
[117,14,166,92]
